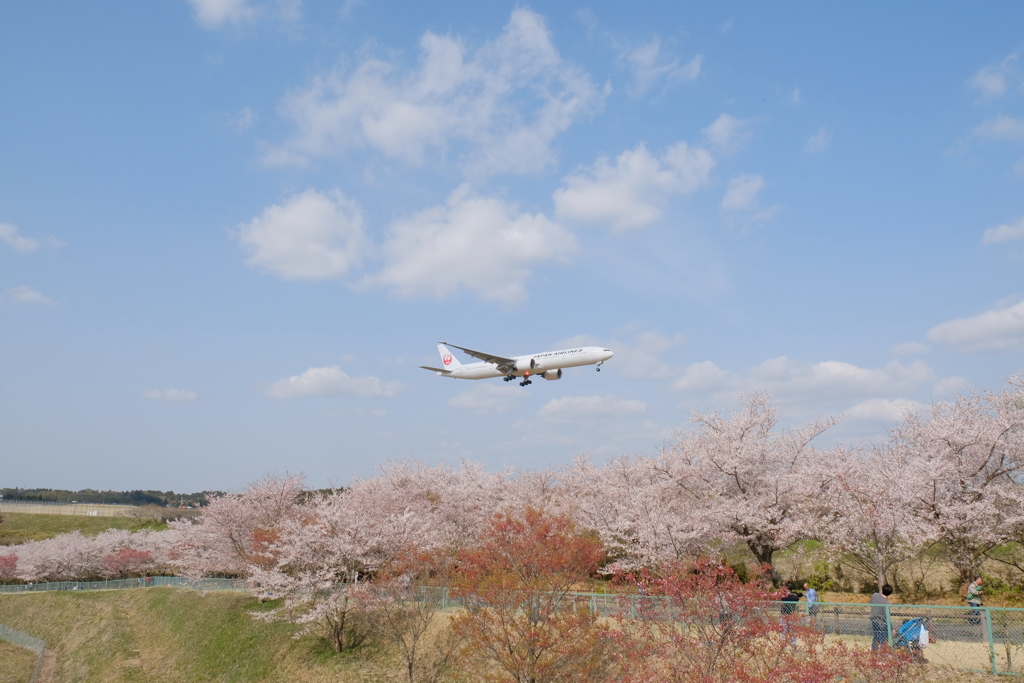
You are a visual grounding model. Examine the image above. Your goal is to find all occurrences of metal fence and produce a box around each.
[4,578,1024,675]
[0,621,46,683]
[414,587,1024,676]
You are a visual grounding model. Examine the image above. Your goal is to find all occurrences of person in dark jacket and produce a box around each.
[780,584,803,649]
[870,584,894,650]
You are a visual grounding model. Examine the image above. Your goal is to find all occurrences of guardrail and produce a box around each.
[0,621,46,683]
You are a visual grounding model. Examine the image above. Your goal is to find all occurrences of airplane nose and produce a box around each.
[604,349,614,360]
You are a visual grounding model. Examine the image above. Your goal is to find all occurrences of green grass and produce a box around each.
[0,589,392,683]
[0,512,166,545]
[0,640,37,683]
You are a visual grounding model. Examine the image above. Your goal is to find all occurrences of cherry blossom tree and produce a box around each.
[560,455,709,571]
[170,474,305,578]
[818,445,937,591]
[104,547,155,578]
[249,485,434,652]
[893,380,1024,584]
[656,393,836,572]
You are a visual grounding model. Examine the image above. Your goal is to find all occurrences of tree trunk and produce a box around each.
[746,541,778,585]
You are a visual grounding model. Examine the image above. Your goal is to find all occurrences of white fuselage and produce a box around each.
[445,347,614,379]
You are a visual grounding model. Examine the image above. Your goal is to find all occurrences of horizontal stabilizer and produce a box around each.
[420,365,453,374]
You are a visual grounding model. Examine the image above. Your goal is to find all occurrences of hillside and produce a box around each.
[0,641,36,683]
[0,589,396,683]
[0,513,161,546]
[0,588,1010,683]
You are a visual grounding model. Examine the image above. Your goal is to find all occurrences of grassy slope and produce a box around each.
[0,589,392,683]
[0,641,37,683]
[0,588,1007,683]
[0,513,165,546]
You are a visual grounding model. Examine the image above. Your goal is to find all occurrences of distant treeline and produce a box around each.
[0,488,223,507]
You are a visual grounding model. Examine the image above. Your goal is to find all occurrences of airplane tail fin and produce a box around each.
[437,343,462,369]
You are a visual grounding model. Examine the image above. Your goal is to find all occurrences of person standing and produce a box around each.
[804,581,820,628]
[780,584,802,650]
[869,584,894,650]
[967,577,984,625]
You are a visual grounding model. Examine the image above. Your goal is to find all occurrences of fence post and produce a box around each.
[885,604,893,647]
[985,607,997,675]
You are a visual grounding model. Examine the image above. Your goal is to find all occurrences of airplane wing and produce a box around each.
[420,366,453,374]
[440,342,516,366]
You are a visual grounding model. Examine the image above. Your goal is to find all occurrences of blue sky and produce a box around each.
[2,1,1023,492]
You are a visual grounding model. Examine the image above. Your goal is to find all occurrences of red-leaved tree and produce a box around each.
[104,547,155,578]
[451,508,616,683]
[613,559,922,683]
[0,553,16,582]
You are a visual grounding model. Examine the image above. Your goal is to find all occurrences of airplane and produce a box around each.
[421,342,614,386]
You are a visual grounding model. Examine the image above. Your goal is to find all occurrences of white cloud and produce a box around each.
[143,389,198,402]
[968,67,1007,98]
[622,37,701,96]
[720,174,781,228]
[927,300,1024,352]
[846,398,924,422]
[720,174,765,212]
[967,54,1018,99]
[673,360,728,393]
[676,356,934,402]
[804,127,832,153]
[372,184,576,303]
[538,395,645,423]
[266,366,401,398]
[791,87,801,105]
[612,331,687,379]
[982,215,1024,245]
[2,285,54,306]
[553,142,714,230]
[447,384,525,414]
[235,189,366,280]
[266,8,602,175]
[0,223,40,253]
[890,342,929,356]
[933,376,969,396]
[748,357,935,399]
[229,106,256,132]
[975,116,1024,142]
[703,114,751,153]
[185,0,255,29]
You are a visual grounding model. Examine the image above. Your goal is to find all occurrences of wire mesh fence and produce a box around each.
[4,578,1024,675]
[0,621,46,683]
[412,587,1024,676]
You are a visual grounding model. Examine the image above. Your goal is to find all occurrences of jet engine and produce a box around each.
[514,358,536,373]
[542,369,562,380]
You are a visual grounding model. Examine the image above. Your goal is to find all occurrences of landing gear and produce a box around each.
[503,375,515,382]
[596,361,604,372]
[519,379,532,386]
